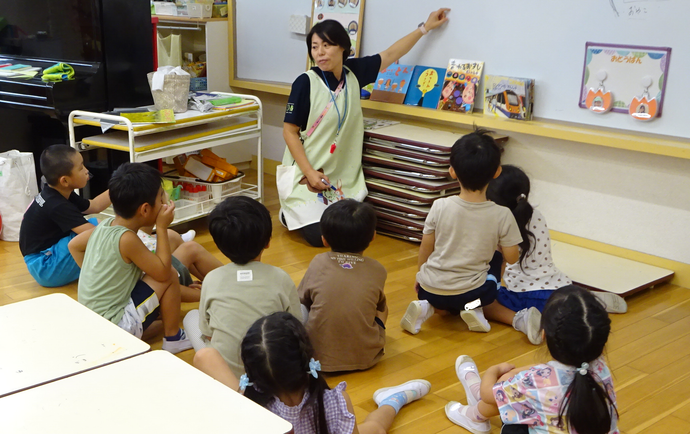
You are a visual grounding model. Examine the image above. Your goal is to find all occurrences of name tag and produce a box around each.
[237,270,253,282]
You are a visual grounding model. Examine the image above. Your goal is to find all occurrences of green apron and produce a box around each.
[278,67,367,230]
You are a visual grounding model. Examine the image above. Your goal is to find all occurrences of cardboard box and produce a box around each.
[184,156,214,181]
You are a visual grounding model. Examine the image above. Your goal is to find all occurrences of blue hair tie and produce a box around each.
[238,373,253,392]
[308,358,321,378]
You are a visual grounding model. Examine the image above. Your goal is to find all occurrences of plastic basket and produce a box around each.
[174,199,203,220]
[164,171,245,205]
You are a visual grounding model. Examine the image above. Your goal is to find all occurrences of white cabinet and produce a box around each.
[154,15,230,93]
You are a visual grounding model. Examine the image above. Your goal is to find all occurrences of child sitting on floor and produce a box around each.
[299,199,387,372]
[183,196,302,377]
[69,162,191,353]
[194,312,431,434]
[486,165,627,317]
[19,145,110,287]
[401,128,540,343]
[446,285,619,434]
[138,223,223,303]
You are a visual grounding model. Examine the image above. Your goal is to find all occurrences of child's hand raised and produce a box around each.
[156,199,176,229]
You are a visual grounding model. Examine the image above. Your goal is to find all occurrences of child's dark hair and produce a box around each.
[450,127,502,191]
[208,196,271,265]
[541,285,618,434]
[307,19,350,65]
[108,163,161,219]
[40,145,79,186]
[486,165,535,270]
[241,312,331,434]
[320,199,376,253]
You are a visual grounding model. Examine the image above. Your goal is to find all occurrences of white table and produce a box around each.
[1,351,294,434]
[0,293,149,397]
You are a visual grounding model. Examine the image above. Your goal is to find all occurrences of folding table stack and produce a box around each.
[362,123,507,242]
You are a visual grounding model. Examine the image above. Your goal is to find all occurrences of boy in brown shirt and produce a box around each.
[298,199,387,372]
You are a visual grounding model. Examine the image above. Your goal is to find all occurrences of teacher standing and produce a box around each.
[279,8,450,247]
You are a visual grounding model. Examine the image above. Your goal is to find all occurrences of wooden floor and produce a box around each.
[2,173,689,434]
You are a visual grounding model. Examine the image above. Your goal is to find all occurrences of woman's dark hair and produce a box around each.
[306,19,350,65]
[541,285,618,434]
[486,165,535,270]
[241,312,331,434]
[208,196,272,265]
[321,199,376,253]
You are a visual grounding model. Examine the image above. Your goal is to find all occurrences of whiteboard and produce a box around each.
[235,0,689,138]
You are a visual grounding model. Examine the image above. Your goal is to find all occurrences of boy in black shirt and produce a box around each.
[19,145,110,287]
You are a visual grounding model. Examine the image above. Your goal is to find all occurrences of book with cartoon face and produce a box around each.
[483,75,534,121]
[403,66,446,109]
[370,64,415,104]
[437,59,484,113]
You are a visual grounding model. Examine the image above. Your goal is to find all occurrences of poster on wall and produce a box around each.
[579,42,671,117]
[310,0,364,65]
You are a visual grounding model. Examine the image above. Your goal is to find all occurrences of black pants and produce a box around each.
[501,425,529,434]
[281,213,324,247]
[300,223,324,247]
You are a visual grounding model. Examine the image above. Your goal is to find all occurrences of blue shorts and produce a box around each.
[417,251,502,316]
[497,287,555,313]
[24,217,98,287]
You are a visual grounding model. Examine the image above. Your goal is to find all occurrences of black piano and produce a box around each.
[0,0,154,171]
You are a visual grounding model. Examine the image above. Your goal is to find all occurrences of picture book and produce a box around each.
[437,59,484,113]
[403,66,446,109]
[483,75,534,121]
[120,109,175,124]
[370,64,414,104]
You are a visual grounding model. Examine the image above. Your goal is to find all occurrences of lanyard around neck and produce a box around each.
[321,69,348,136]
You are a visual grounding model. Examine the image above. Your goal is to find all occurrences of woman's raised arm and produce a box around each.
[378,8,450,71]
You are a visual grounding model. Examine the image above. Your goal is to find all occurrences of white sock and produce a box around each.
[464,371,481,403]
[465,404,488,422]
[181,230,196,243]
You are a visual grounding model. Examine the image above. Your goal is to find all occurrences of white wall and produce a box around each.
[502,133,690,264]
[251,93,690,265]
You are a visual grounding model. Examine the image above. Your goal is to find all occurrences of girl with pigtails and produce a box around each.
[445,285,619,434]
[194,311,430,434]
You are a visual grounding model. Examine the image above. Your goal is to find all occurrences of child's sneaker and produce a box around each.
[181,230,196,243]
[513,307,543,345]
[592,291,627,314]
[445,402,491,434]
[401,300,434,334]
[162,328,193,354]
[460,307,491,333]
[374,380,431,406]
[455,355,481,406]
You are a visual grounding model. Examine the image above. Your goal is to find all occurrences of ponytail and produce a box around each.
[559,367,617,434]
[513,196,535,270]
[307,373,330,434]
[486,165,535,270]
[542,286,618,434]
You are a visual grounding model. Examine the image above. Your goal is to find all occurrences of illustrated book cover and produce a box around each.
[403,65,446,109]
[370,64,414,104]
[483,75,534,121]
[437,59,484,113]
